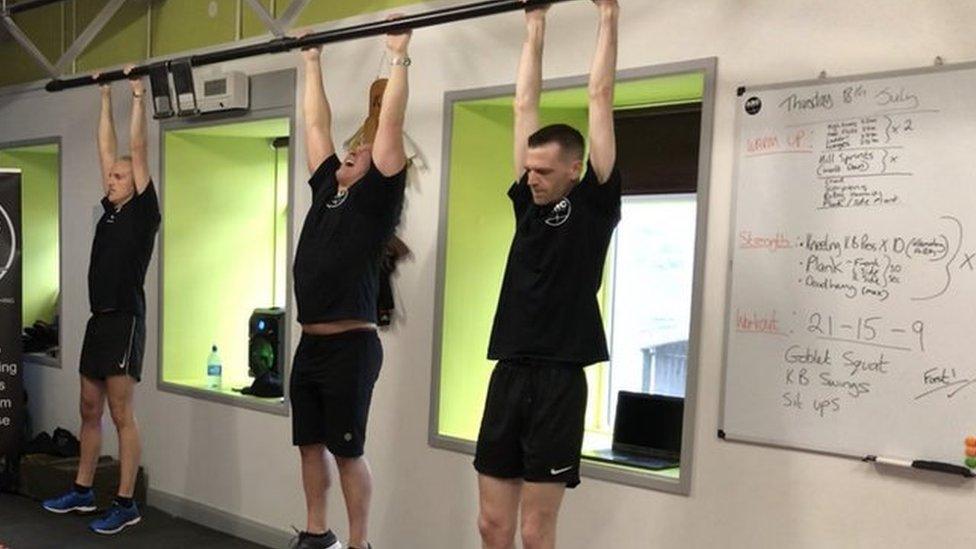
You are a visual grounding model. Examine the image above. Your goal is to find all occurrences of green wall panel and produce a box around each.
[241,0,273,39]
[162,124,287,389]
[470,72,706,110]
[75,0,149,73]
[0,144,60,326]
[291,0,427,28]
[150,0,238,58]
[0,3,64,87]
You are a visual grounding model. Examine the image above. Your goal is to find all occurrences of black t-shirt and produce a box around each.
[487,160,621,365]
[294,155,406,324]
[88,181,161,316]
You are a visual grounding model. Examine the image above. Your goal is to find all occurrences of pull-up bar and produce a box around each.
[45,0,576,93]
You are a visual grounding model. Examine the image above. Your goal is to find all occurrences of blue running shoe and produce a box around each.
[89,501,141,535]
[42,489,96,514]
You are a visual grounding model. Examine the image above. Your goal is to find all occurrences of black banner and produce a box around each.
[0,172,22,491]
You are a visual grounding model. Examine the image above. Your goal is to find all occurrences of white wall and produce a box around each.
[3,1,976,547]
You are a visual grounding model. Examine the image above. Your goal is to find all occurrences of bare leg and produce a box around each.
[105,375,140,498]
[335,456,373,548]
[75,375,106,487]
[519,482,566,549]
[300,444,334,534]
[477,474,522,549]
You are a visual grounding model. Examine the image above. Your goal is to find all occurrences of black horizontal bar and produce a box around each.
[6,0,69,16]
[46,0,577,93]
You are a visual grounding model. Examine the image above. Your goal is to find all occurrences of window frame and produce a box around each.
[427,58,717,494]
[155,69,296,416]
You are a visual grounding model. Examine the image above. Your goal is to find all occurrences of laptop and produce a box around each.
[584,391,683,470]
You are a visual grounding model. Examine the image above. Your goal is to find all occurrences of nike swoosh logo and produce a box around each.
[550,466,573,475]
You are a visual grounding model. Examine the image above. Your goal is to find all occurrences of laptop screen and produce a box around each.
[613,392,683,454]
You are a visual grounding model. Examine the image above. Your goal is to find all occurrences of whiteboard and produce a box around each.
[721,62,976,466]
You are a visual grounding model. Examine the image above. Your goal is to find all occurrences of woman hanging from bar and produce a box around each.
[288,16,412,549]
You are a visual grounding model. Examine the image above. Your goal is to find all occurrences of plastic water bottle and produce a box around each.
[207,345,222,390]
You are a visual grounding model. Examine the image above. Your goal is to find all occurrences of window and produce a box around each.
[158,116,292,413]
[603,194,697,423]
[0,140,61,368]
[430,60,716,493]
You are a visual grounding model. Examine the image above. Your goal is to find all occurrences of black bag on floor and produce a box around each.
[24,427,79,458]
[0,389,28,493]
[239,371,283,398]
[51,427,80,457]
[0,452,19,493]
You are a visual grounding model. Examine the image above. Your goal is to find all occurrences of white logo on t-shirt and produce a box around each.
[544,197,571,227]
[326,189,348,209]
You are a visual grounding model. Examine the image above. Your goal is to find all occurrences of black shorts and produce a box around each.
[474,359,588,488]
[79,312,145,383]
[289,330,382,456]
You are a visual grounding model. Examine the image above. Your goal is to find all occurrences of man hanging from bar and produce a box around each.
[289,18,411,549]
[475,1,621,548]
[42,66,160,536]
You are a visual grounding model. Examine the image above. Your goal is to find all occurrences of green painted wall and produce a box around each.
[437,74,705,442]
[75,0,149,74]
[151,0,238,58]
[292,0,427,28]
[241,0,274,39]
[467,72,706,110]
[0,144,60,327]
[1,0,428,88]
[162,120,288,389]
[0,2,65,87]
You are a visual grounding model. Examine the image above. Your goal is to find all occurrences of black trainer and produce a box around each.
[292,530,341,549]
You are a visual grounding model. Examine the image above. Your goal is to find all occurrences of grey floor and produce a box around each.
[0,493,271,549]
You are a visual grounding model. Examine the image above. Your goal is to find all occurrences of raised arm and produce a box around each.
[125,66,151,194]
[513,3,548,180]
[587,0,619,184]
[95,77,117,194]
[301,45,336,174]
[372,17,412,177]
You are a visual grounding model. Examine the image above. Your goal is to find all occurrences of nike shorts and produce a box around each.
[474,358,588,488]
[79,312,146,383]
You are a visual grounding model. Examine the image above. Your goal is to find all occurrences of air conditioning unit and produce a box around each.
[195,71,249,114]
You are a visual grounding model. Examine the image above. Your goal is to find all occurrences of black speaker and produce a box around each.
[248,308,285,378]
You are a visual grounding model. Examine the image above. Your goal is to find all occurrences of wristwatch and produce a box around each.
[390,56,412,67]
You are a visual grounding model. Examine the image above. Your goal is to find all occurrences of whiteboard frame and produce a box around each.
[718,59,976,460]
